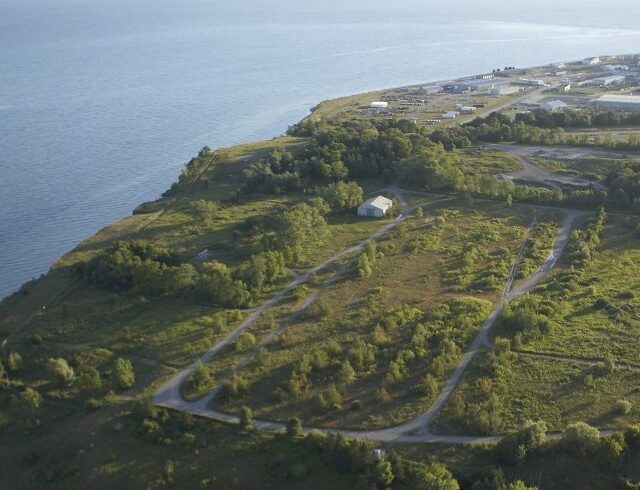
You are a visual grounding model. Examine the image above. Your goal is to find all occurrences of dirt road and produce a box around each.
[154,192,588,444]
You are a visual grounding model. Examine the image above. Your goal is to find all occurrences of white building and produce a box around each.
[370,101,388,109]
[418,85,443,95]
[358,196,393,218]
[518,79,545,86]
[541,100,568,111]
[488,85,520,95]
[583,57,601,65]
[588,75,627,86]
[591,94,640,111]
[441,112,457,119]
[460,106,477,113]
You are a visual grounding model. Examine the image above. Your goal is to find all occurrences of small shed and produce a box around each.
[358,196,393,218]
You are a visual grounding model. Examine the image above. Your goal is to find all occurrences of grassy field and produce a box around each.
[508,214,640,362]
[210,200,542,429]
[432,351,640,435]
[4,89,640,487]
[432,212,640,436]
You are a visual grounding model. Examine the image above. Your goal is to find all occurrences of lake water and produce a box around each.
[1,0,640,298]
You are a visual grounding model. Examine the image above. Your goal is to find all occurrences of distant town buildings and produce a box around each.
[418,85,443,95]
[444,78,496,93]
[583,57,601,65]
[370,101,388,109]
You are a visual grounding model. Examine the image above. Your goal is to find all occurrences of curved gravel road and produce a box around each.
[155,195,588,444]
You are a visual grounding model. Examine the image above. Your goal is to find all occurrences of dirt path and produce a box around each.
[513,350,640,372]
[154,196,588,445]
[154,192,451,415]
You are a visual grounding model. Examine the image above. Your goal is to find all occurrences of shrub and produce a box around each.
[7,352,22,371]
[615,399,632,415]
[562,422,600,456]
[496,420,547,465]
[235,332,257,352]
[593,297,611,310]
[112,357,135,390]
[46,357,75,386]
[189,361,213,391]
[377,386,391,403]
[286,417,303,438]
[350,400,363,411]
[239,406,253,430]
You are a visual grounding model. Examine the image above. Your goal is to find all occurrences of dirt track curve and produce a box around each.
[154,192,588,444]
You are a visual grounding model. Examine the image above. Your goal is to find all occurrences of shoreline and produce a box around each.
[2,51,637,303]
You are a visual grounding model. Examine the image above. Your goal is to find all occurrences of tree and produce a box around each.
[286,416,302,438]
[0,362,5,386]
[190,361,213,391]
[197,260,251,307]
[47,357,75,386]
[496,420,547,465]
[76,367,103,394]
[7,352,22,372]
[191,199,220,225]
[338,360,357,384]
[279,203,329,256]
[321,181,364,211]
[562,421,600,456]
[375,460,395,488]
[19,388,42,422]
[357,252,373,278]
[615,399,632,415]
[112,357,135,390]
[163,460,175,483]
[414,462,459,490]
[239,405,253,430]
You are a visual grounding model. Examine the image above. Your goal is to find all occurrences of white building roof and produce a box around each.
[360,195,393,210]
[542,100,568,110]
[594,94,640,104]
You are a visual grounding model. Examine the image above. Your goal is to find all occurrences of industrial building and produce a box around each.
[370,101,388,109]
[488,85,520,95]
[588,75,627,86]
[518,79,545,86]
[541,100,568,111]
[591,94,640,111]
[443,78,496,93]
[417,85,443,95]
[583,57,601,65]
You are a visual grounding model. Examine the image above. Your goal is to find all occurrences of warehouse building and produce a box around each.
[588,75,627,86]
[541,100,568,111]
[591,94,640,111]
[358,196,393,218]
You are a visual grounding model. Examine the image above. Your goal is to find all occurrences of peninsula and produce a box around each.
[2,55,640,489]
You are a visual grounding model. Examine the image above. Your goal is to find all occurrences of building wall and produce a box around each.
[358,206,386,218]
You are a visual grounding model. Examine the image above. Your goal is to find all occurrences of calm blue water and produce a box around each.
[1,0,640,298]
